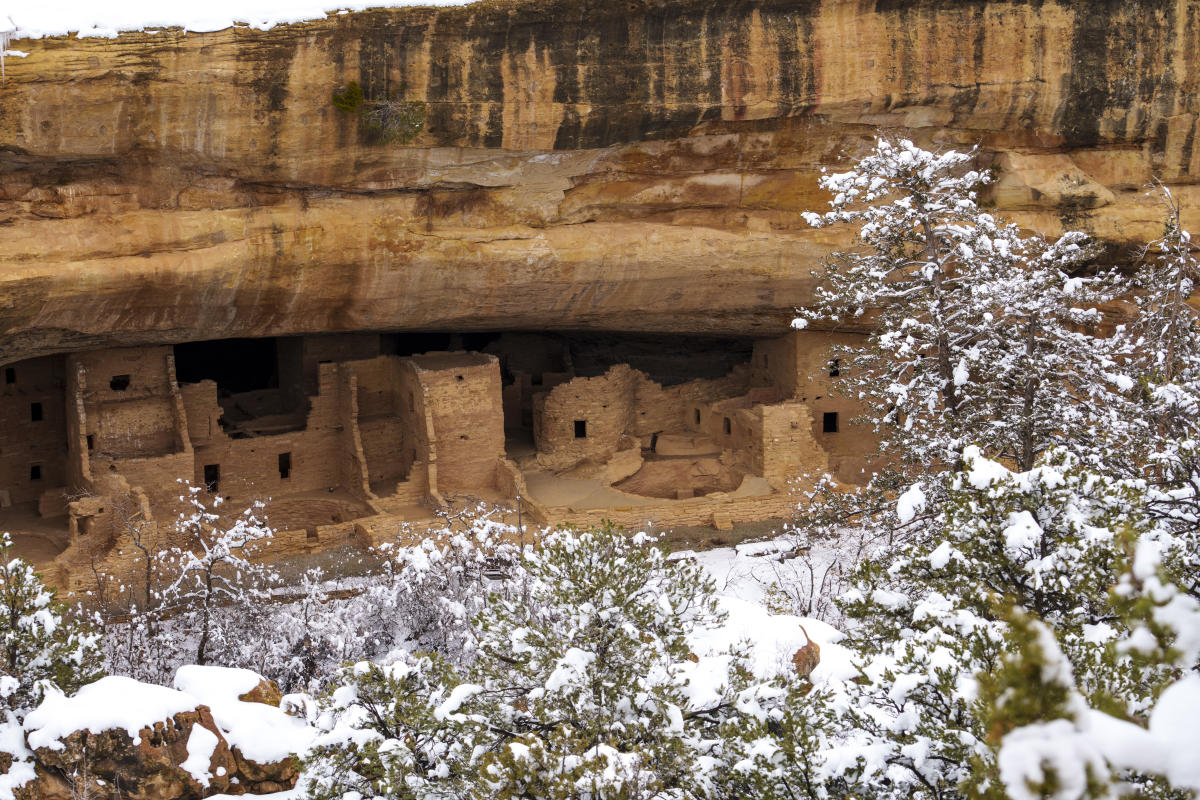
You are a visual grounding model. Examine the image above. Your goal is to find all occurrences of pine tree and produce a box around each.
[0,534,102,715]
[798,138,1125,478]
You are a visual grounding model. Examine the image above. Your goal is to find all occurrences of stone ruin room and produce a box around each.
[0,328,876,589]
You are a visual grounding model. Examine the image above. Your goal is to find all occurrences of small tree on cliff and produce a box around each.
[797,138,1128,481]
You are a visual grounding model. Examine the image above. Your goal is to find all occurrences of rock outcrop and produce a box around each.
[12,672,309,800]
[1,0,1199,363]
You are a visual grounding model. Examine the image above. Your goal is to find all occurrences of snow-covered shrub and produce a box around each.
[155,486,278,668]
[375,511,522,666]
[307,523,760,800]
[304,652,473,800]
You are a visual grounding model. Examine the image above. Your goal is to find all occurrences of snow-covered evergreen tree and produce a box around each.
[0,534,102,715]
[1118,184,1200,601]
[798,138,1126,478]
[304,652,474,800]
[306,523,759,800]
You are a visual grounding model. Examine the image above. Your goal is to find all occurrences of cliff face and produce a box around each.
[1,0,1198,361]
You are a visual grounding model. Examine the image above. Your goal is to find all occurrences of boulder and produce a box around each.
[236,679,282,708]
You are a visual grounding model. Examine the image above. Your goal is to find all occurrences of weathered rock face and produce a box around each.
[1,0,1199,362]
[22,707,238,800]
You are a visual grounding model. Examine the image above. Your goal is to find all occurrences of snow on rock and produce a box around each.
[0,718,36,800]
[24,676,199,750]
[174,665,315,765]
[181,724,220,787]
[0,0,473,41]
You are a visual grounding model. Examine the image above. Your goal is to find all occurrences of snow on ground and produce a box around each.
[680,540,857,687]
[0,0,474,41]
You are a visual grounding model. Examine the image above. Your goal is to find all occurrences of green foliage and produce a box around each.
[469,522,729,800]
[0,535,103,713]
[332,81,426,146]
[306,523,754,800]
[331,81,365,114]
[305,652,473,800]
[967,608,1109,800]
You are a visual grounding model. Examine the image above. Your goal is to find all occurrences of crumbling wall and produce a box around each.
[299,333,381,397]
[412,352,505,495]
[189,364,350,504]
[70,347,185,460]
[534,364,639,471]
[631,368,750,443]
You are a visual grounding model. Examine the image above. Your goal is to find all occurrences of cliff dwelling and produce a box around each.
[0,329,874,588]
[4,0,1198,596]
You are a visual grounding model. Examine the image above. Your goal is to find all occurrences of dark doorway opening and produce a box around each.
[203,464,220,493]
[823,412,839,433]
[574,420,587,439]
[278,452,292,480]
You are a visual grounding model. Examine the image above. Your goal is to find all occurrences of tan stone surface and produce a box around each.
[2,0,1200,361]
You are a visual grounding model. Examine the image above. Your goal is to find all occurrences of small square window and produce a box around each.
[829,359,840,378]
[109,374,131,391]
[574,420,587,438]
[4,368,14,384]
[723,417,732,435]
[456,375,464,382]
[30,402,42,422]
[29,464,41,481]
[823,412,839,433]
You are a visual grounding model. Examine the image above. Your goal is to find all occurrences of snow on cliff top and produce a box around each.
[0,0,473,42]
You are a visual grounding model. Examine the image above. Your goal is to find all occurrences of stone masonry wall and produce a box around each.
[534,365,638,471]
[413,352,505,495]
[0,356,67,506]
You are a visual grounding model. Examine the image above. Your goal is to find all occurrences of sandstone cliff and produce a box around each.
[1,0,1198,362]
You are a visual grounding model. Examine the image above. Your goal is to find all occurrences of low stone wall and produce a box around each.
[531,488,802,532]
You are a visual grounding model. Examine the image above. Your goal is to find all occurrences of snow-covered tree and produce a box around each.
[157,485,277,666]
[0,534,102,715]
[798,138,1125,478]
[1117,185,1200,601]
[468,523,736,800]
[770,449,1176,800]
